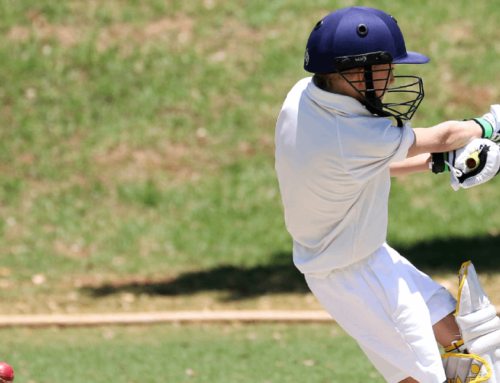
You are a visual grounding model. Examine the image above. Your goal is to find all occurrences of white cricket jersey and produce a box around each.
[275,77,415,278]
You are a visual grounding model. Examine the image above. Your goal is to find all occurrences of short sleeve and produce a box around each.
[338,117,415,182]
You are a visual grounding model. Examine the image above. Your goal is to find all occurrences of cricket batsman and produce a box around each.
[275,6,500,383]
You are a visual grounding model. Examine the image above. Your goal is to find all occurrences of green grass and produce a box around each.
[3,324,384,383]
[1,1,498,379]
[1,0,500,311]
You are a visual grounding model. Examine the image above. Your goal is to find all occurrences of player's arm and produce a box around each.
[391,106,500,180]
[390,120,482,177]
[390,153,431,177]
[407,120,482,158]
[392,118,500,190]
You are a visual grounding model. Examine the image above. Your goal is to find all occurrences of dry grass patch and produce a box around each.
[143,15,193,39]
[204,18,263,59]
[7,25,32,43]
[444,82,498,115]
[438,21,474,44]
[7,13,195,50]
[96,14,194,52]
[94,140,218,184]
[54,239,93,259]
[199,18,265,76]
[7,14,83,47]
[5,272,500,315]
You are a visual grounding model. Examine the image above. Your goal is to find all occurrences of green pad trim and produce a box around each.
[431,152,450,174]
[473,117,493,139]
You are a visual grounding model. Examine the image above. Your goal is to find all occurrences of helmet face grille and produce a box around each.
[338,66,424,126]
[384,75,425,122]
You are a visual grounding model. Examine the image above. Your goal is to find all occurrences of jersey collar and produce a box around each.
[305,77,374,117]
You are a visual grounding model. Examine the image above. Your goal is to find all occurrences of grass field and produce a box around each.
[2,0,500,315]
[3,0,500,381]
[1,0,500,318]
[2,323,384,383]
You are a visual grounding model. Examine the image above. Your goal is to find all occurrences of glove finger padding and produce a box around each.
[449,139,500,191]
[442,352,490,383]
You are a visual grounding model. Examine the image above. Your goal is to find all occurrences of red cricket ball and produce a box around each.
[0,362,14,382]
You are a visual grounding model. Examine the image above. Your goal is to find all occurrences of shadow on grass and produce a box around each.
[83,252,309,301]
[396,234,500,273]
[83,235,500,300]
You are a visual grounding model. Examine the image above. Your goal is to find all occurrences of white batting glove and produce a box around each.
[442,352,490,383]
[447,138,500,191]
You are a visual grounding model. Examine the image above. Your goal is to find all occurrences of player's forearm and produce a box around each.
[390,153,431,177]
[407,120,483,158]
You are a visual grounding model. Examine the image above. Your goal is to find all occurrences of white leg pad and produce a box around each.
[457,305,498,330]
[446,261,500,382]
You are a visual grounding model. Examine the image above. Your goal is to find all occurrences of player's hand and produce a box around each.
[448,138,500,191]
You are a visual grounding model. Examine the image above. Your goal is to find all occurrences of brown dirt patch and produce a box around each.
[144,14,193,38]
[17,153,35,165]
[7,15,82,47]
[97,14,194,52]
[438,22,474,44]
[94,140,217,183]
[7,26,31,42]
[4,269,500,315]
[445,82,498,115]
[54,239,91,259]
[7,13,194,49]
[203,18,264,65]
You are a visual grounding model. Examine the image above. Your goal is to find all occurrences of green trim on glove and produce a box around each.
[443,152,450,173]
[472,118,494,139]
[431,152,450,174]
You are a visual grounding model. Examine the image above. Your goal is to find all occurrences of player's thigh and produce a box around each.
[304,247,446,383]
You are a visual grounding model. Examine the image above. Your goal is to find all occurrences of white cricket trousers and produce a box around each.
[305,243,457,383]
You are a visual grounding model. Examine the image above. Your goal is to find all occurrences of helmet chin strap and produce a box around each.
[361,64,403,128]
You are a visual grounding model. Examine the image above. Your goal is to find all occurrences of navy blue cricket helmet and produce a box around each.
[304,7,429,125]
